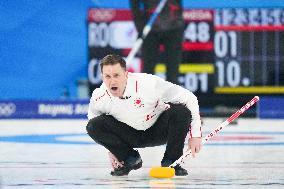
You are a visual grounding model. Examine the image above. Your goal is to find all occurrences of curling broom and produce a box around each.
[149,96,260,178]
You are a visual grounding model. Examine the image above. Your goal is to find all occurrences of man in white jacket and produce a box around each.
[86,54,202,176]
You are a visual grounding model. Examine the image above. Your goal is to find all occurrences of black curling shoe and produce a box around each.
[161,159,188,176]
[111,150,142,176]
[173,164,188,176]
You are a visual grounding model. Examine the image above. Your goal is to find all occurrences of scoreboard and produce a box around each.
[87,8,284,111]
[214,9,284,94]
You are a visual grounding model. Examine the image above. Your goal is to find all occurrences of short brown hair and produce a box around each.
[100,54,126,72]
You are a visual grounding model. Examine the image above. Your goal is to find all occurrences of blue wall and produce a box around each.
[0,0,94,99]
[1,0,284,99]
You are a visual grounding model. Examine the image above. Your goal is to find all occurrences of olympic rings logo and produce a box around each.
[0,103,16,116]
[88,9,115,22]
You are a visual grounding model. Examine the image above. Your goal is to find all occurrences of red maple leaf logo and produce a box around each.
[134,97,144,108]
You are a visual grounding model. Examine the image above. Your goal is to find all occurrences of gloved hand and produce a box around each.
[108,151,124,169]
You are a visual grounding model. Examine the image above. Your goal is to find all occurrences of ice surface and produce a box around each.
[0,118,284,188]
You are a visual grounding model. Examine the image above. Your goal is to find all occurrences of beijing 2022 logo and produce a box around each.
[0,103,16,116]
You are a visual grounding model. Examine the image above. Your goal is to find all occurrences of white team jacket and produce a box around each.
[88,73,202,137]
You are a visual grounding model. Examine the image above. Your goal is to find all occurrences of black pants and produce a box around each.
[142,27,184,85]
[86,104,191,162]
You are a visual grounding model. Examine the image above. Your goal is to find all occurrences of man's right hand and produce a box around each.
[108,151,124,169]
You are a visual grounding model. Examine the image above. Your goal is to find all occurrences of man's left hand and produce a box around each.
[187,137,202,158]
[108,151,124,170]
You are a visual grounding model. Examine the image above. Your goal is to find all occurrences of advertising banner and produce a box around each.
[0,100,89,119]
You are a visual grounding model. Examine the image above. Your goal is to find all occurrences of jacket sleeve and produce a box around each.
[154,76,202,137]
[87,88,103,120]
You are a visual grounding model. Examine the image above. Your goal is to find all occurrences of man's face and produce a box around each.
[101,63,128,97]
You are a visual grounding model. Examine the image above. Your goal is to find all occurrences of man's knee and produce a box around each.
[86,115,106,140]
[167,104,191,133]
[173,104,191,120]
